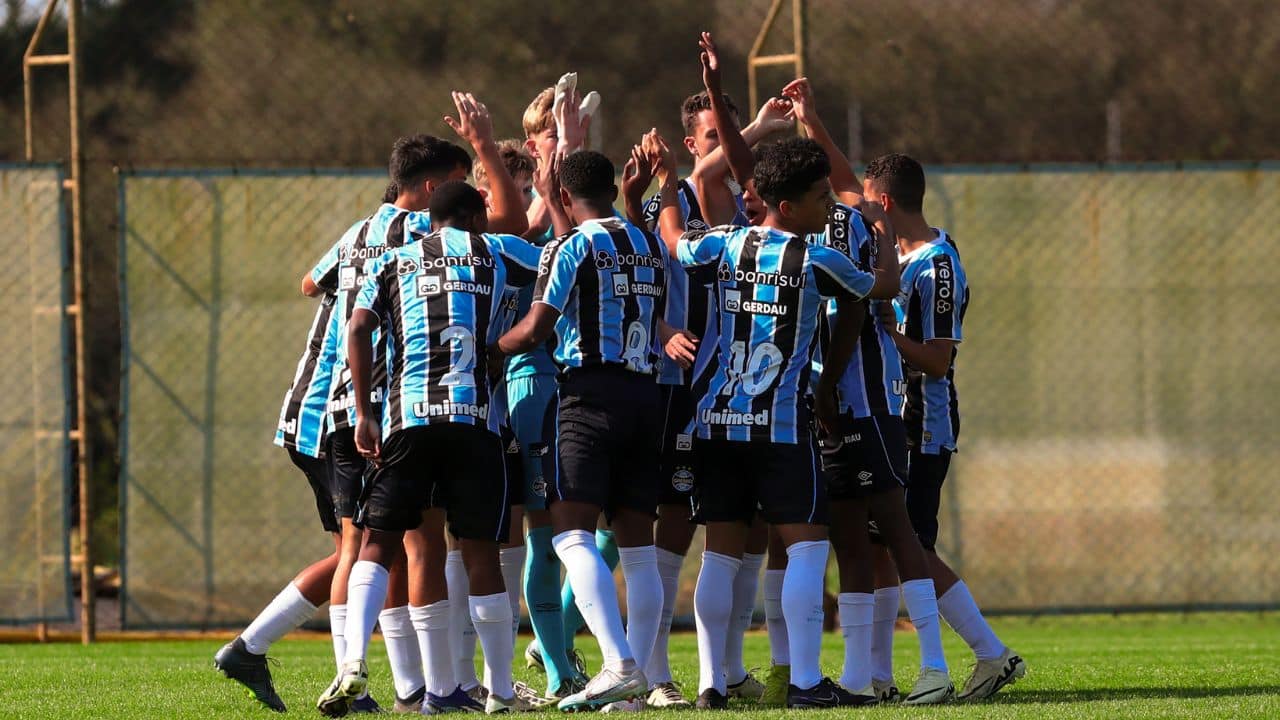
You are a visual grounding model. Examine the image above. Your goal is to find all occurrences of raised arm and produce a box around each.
[860,200,900,299]
[621,144,655,227]
[690,96,794,225]
[532,150,572,238]
[700,32,756,191]
[783,78,861,206]
[445,91,528,236]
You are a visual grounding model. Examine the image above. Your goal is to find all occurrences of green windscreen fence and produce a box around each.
[119,165,1280,628]
[0,164,73,624]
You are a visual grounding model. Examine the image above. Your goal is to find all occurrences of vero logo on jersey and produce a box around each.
[933,255,954,314]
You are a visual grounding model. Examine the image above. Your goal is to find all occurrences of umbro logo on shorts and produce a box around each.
[858,470,874,486]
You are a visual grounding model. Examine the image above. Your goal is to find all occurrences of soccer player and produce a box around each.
[774,76,953,706]
[866,153,1026,701]
[495,150,670,712]
[316,180,541,717]
[516,85,600,699]
[674,32,901,710]
[442,139,561,709]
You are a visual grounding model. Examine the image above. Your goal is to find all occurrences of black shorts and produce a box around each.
[545,366,661,518]
[500,424,525,509]
[905,448,952,552]
[820,414,908,500]
[657,383,698,508]
[288,448,340,534]
[693,436,828,526]
[357,424,510,541]
[328,427,366,520]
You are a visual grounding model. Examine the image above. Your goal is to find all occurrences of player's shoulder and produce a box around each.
[805,240,855,268]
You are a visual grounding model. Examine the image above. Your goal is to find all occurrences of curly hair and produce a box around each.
[751,138,831,207]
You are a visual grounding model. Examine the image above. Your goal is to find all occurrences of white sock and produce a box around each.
[499,546,527,641]
[871,587,899,683]
[241,582,317,655]
[445,550,479,690]
[763,569,790,665]
[618,545,662,675]
[644,547,684,684]
[329,604,348,673]
[694,551,740,694]
[782,541,828,691]
[902,578,948,672]
[837,593,875,692]
[379,606,425,699]
[471,592,516,699]
[410,601,456,697]
[343,561,389,664]
[725,552,763,685]
[553,529,633,669]
[938,582,1004,661]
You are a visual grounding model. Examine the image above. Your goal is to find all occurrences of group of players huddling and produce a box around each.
[213,33,1026,715]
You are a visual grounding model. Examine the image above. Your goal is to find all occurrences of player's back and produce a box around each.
[682,225,874,444]
[536,216,667,375]
[809,202,905,418]
[364,226,531,433]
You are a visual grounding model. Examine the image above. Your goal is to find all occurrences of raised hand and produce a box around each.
[443,91,494,149]
[699,31,722,95]
[781,77,818,126]
[621,144,653,203]
[756,96,796,134]
[553,72,592,158]
[533,148,560,204]
[642,128,677,186]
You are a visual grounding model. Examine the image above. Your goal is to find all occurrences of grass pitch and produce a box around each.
[4,613,1278,719]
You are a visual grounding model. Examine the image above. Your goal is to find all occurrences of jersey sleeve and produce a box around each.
[677,226,730,288]
[916,253,965,342]
[309,223,360,292]
[810,244,875,301]
[490,233,542,289]
[532,231,590,312]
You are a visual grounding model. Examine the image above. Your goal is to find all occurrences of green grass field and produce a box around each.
[4,613,1278,719]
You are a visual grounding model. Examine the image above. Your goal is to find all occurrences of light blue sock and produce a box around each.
[560,529,620,654]
[525,526,573,692]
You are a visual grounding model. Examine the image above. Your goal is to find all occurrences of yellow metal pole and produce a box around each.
[67,0,94,645]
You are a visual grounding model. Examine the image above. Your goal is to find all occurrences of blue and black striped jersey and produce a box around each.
[274,217,367,456]
[809,203,905,418]
[642,179,745,387]
[533,216,667,375]
[274,293,340,457]
[322,203,433,432]
[677,225,876,444]
[353,227,540,437]
[896,230,968,453]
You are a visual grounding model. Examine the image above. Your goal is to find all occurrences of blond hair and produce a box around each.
[522,86,556,138]
[473,139,537,188]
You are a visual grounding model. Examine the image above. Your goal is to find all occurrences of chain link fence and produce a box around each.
[118,170,386,628]
[4,0,1280,628]
[0,164,73,624]
[118,164,1280,626]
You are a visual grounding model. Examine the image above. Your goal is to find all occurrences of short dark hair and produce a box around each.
[864,153,925,213]
[751,138,831,207]
[558,150,615,203]
[681,91,739,136]
[388,134,472,189]
[381,183,398,203]
[427,180,487,227]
